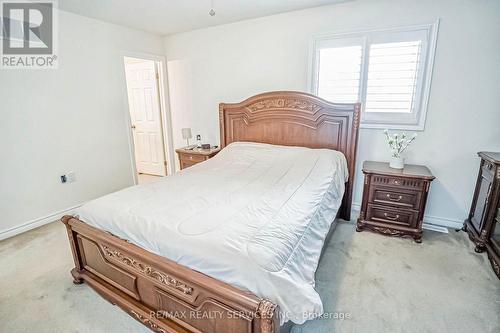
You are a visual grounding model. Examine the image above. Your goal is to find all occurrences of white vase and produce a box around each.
[390,156,404,169]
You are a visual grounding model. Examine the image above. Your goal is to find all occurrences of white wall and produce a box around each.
[165,0,500,227]
[0,10,164,238]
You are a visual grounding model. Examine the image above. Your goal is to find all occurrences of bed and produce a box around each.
[62,91,360,333]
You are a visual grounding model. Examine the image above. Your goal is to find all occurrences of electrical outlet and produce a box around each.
[67,172,76,183]
[196,134,201,140]
[60,172,76,184]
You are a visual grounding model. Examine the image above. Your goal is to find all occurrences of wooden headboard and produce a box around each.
[219,91,360,221]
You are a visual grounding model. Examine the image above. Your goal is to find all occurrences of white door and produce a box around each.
[125,60,167,176]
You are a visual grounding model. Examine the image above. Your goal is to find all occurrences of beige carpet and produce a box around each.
[0,219,498,333]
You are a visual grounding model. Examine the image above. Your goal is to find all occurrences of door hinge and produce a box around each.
[155,72,159,80]
[164,160,167,166]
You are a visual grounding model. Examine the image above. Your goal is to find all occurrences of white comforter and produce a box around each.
[77,142,348,324]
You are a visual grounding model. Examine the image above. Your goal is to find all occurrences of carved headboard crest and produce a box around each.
[246,98,323,113]
[219,91,360,221]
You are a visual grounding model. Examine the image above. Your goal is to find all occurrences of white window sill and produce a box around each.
[360,122,425,131]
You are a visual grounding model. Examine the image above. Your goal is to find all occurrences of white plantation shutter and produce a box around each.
[317,45,362,103]
[311,22,438,130]
[365,41,422,113]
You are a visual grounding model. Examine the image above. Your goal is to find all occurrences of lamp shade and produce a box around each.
[181,128,192,140]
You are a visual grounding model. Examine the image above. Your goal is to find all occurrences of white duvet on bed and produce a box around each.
[77,142,348,324]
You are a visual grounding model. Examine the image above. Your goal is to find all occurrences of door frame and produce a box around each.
[121,51,175,184]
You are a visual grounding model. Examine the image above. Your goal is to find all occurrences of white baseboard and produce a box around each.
[421,215,463,230]
[351,202,463,231]
[0,204,83,241]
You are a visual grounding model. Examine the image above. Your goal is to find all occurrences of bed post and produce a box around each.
[257,299,279,333]
[61,215,85,284]
[338,103,360,221]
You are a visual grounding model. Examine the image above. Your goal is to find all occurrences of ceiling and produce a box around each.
[58,0,349,35]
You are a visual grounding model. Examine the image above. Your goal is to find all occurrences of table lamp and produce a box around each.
[181,128,192,147]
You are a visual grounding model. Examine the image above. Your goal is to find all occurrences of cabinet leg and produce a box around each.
[73,277,84,285]
[413,235,422,244]
[474,244,485,253]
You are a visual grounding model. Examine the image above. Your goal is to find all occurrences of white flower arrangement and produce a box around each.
[383,129,417,158]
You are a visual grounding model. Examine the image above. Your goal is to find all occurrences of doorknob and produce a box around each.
[131,125,136,129]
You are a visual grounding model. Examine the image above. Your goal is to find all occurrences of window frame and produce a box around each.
[309,20,440,130]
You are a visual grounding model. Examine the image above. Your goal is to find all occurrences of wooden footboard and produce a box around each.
[62,216,279,333]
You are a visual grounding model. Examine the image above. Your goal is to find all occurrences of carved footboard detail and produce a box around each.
[101,244,194,296]
[130,310,169,333]
[257,300,279,333]
[62,216,280,333]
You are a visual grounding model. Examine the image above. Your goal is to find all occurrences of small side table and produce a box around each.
[175,146,220,170]
[356,161,435,243]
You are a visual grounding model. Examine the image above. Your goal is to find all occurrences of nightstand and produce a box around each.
[356,161,435,243]
[175,146,220,170]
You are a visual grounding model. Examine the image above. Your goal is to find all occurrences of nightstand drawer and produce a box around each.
[369,187,422,210]
[371,175,423,191]
[366,204,418,228]
[178,153,206,163]
[180,160,197,169]
[176,146,220,170]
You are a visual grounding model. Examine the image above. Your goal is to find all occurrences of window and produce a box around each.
[310,22,439,130]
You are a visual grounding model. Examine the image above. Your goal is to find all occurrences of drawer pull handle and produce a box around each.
[384,213,400,221]
[394,180,401,185]
[189,156,193,160]
[386,194,403,201]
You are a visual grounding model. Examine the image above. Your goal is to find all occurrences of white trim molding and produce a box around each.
[351,202,462,232]
[422,214,463,230]
[0,204,83,241]
[121,50,175,184]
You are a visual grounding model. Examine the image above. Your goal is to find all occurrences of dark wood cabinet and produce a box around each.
[464,152,500,279]
[357,161,435,243]
[491,215,500,257]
